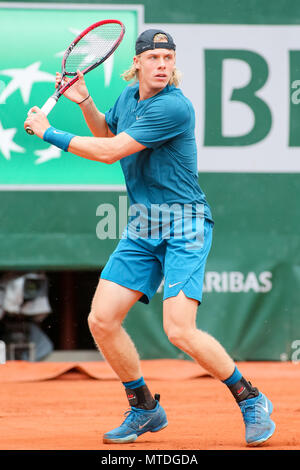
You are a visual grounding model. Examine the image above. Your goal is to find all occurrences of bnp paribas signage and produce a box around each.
[0,3,139,187]
[173,24,300,173]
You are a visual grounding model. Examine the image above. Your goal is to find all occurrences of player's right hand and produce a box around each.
[56,70,90,104]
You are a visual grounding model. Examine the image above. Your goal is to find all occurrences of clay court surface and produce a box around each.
[0,360,299,451]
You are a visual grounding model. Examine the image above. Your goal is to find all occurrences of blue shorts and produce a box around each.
[100,218,213,304]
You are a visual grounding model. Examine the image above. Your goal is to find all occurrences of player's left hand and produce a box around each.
[24,107,51,138]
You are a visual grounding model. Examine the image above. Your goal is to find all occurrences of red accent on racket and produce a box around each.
[26,19,125,135]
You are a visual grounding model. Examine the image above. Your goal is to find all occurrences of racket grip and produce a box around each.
[25,96,58,135]
[41,96,58,116]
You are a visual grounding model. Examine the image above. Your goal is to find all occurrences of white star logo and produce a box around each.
[55,28,114,87]
[0,121,25,160]
[55,28,82,58]
[34,146,62,164]
[0,62,55,104]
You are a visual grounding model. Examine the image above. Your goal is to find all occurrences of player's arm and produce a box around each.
[79,95,115,138]
[56,71,113,138]
[23,107,145,162]
[68,131,145,163]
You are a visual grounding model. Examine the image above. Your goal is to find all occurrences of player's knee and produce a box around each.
[88,310,119,339]
[164,323,191,349]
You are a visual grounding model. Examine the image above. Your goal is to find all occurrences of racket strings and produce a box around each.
[65,23,123,73]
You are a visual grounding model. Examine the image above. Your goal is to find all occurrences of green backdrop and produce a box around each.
[0,1,299,361]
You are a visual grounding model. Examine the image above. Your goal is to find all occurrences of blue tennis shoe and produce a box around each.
[238,392,275,446]
[103,399,168,444]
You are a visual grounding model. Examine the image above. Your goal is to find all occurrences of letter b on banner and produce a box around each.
[204,50,272,146]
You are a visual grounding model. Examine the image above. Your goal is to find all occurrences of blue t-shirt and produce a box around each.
[105,83,213,235]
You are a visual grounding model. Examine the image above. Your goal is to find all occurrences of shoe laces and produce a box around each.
[241,402,257,424]
[121,407,146,428]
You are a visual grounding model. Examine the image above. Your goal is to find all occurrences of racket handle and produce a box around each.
[26,96,58,135]
[41,96,58,116]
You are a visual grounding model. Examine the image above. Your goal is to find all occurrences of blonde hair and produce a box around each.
[121,33,182,87]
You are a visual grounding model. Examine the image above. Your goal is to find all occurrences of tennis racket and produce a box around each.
[26,19,125,135]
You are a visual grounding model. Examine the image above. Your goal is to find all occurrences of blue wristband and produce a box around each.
[43,126,75,152]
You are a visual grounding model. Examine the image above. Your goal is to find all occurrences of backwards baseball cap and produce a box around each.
[135,29,176,55]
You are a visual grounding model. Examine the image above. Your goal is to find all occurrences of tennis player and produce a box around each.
[24,29,275,446]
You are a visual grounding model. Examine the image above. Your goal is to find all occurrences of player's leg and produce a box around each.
[91,235,168,444]
[88,233,161,385]
[89,276,160,407]
[163,292,275,446]
[163,291,235,380]
[163,219,235,379]
[88,278,143,382]
[163,219,275,446]
[89,277,168,444]
[89,276,159,409]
